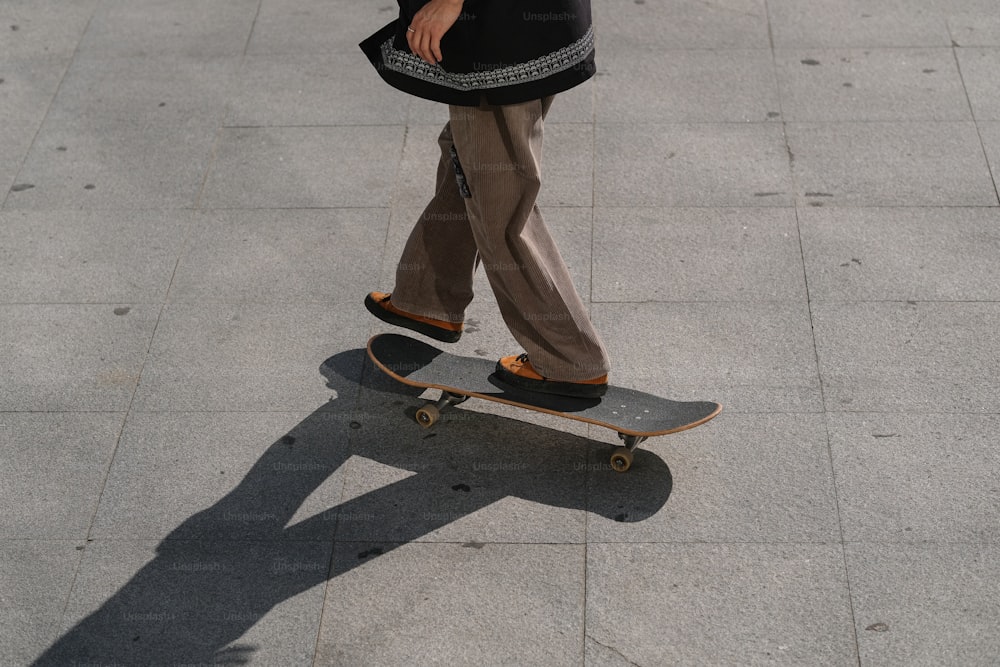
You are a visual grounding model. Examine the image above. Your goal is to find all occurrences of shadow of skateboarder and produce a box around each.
[33,349,673,664]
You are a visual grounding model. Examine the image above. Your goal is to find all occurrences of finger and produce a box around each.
[418,30,434,64]
[408,12,425,59]
[430,34,443,63]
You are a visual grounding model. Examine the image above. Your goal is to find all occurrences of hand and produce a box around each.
[406,0,464,65]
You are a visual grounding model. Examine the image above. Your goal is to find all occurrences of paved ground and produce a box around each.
[2,0,999,664]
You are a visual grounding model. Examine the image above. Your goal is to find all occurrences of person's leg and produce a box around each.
[389,122,479,323]
[448,97,610,382]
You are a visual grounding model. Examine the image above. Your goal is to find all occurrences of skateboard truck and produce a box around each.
[415,389,646,473]
[415,391,468,427]
[612,434,648,473]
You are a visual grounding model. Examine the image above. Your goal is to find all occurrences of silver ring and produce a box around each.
[406,27,415,33]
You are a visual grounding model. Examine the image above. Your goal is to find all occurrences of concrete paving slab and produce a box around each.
[316,542,585,666]
[248,0,390,56]
[200,125,403,209]
[0,0,97,60]
[406,96,450,126]
[535,206,596,301]
[227,53,408,127]
[957,48,1000,121]
[541,123,594,206]
[846,543,1000,666]
[546,80,595,124]
[592,0,770,50]
[90,411,351,541]
[767,0,950,48]
[800,207,1000,301]
[829,413,1000,543]
[0,55,69,122]
[587,413,841,543]
[0,541,82,666]
[77,0,258,59]
[585,543,857,665]
[0,121,40,200]
[133,302,369,412]
[0,57,70,195]
[0,304,156,411]
[775,48,970,122]
[0,412,122,539]
[596,49,780,123]
[43,55,238,131]
[814,301,1000,413]
[40,538,331,665]
[0,209,192,304]
[593,206,805,302]
[594,302,823,413]
[5,124,219,210]
[390,123,442,209]
[786,121,998,207]
[595,122,793,207]
[5,0,1000,660]
[980,121,1000,186]
[336,456,588,544]
[169,208,387,303]
[948,13,1000,46]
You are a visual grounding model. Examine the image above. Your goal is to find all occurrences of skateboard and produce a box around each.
[366,333,721,472]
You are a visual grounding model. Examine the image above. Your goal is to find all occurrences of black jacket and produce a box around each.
[360,0,595,106]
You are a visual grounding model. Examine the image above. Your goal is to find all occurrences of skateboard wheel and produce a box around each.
[610,447,633,473]
[415,404,440,428]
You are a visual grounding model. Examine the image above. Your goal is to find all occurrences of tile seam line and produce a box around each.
[0,299,396,305]
[590,45,961,51]
[30,408,976,416]
[289,540,857,547]
[23,299,1000,306]
[132,539,595,547]
[951,44,1000,205]
[1,10,97,210]
[19,537,1000,546]
[766,1,860,660]
[218,120,992,128]
[575,539,1000,547]
[193,126,226,211]
[27,5,103,627]
[583,70,596,659]
[222,121,593,128]
[592,120,984,125]
[312,367,370,665]
[65,206,198,624]
[12,203,996,212]
[193,0,256,213]
[242,0,264,60]
[0,206,393,213]
[822,410,1000,416]
[591,299,1000,304]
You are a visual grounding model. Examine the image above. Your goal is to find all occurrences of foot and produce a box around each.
[364,292,463,343]
[495,353,608,398]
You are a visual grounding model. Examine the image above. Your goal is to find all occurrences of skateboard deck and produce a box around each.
[367,333,721,471]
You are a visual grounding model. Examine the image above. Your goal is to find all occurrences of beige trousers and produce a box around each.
[391,96,610,381]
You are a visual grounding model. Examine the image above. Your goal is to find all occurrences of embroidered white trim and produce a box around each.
[379,26,594,91]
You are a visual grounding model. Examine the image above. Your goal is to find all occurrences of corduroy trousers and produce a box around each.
[390,96,610,381]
